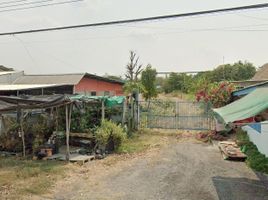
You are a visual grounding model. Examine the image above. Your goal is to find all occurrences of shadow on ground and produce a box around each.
[212,176,268,200]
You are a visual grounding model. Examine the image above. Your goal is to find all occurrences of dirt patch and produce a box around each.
[33,133,268,200]
[35,132,268,200]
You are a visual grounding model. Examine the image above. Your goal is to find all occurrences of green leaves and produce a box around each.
[95,120,127,151]
[196,81,234,108]
[141,65,157,101]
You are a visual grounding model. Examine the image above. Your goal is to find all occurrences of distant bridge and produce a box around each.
[157,71,210,75]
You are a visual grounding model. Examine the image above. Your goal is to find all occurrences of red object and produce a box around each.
[234,117,255,124]
[74,77,124,96]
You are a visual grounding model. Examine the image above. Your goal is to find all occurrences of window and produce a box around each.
[91,91,97,96]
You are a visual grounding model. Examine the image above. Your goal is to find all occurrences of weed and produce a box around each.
[0,157,67,198]
[116,129,170,154]
[236,129,268,174]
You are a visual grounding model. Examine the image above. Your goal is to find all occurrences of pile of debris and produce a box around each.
[218,141,247,161]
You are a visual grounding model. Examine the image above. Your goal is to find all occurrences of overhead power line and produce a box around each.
[0,0,82,13]
[0,0,29,6]
[0,0,53,9]
[1,2,268,36]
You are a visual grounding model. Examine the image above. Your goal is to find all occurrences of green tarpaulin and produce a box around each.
[213,88,268,124]
[69,95,125,107]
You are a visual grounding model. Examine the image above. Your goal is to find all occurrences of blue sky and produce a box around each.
[0,0,267,75]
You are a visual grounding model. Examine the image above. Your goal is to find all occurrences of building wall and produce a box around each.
[242,122,268,157]
[74,77,124,96]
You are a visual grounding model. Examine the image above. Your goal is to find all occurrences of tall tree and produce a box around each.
[124,51,143,94]
[211,61,256,82]
[125,51,143,82]
[141,65,157,101]
[163,73,192,93]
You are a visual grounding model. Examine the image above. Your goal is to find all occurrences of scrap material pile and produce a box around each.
[218,141,247,161]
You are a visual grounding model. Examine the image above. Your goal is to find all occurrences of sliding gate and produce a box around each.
[139,100,213,130]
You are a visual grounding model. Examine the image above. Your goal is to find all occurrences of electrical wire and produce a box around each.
[0,0,83,13]
[12,35,39,69]
[0,0,54,9]
[0,0,29,6]
[238,14,268,21]
[0,22,265,46]
[0,2,268,36]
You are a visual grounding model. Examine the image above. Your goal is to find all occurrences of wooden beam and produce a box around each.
[65,104,70,161]
[122,99,126,125]
[101,100,105,121]
[20,109,26,157]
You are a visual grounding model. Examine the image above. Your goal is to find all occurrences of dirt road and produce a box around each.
[46,138,268,200]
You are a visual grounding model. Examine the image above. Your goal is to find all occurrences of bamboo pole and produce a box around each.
[20,109,26,157]
[55,107,59,132]
[65,104,70,161]
[121,99,126,125]
[101,100,105,121]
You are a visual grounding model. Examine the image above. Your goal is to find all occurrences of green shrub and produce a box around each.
[236,129,268,174]
[95,120,127,151]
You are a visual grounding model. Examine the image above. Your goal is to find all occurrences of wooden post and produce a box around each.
[65,104,70,161]
[130,97,134,131]
[101,100,105,121]
[137,94,140,130]
[55,107,59,132]
[121,99,126,125]
[20,109,26,157]
[175,100,178,129]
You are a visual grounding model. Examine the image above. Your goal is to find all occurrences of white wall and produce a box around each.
[242,121,268,157]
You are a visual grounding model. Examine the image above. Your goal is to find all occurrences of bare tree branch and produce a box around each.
[125,50,143,82]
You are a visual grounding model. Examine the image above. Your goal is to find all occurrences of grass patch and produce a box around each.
[116,129,173,154]
[0,157,67,198]
[236,129,268,174]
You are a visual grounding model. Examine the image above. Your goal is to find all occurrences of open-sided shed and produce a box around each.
[0,95,125,161]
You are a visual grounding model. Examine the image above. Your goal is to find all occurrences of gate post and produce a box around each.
[175,100,178,129]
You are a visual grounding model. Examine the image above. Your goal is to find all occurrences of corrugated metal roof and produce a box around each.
[252,63,268,81]
[0,84,63,91]
[85,73,125,84]
[0,71,20,75]
[13,73,85,85]
[232,81,268,97]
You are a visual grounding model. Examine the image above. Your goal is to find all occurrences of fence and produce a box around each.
[139,100,214,130]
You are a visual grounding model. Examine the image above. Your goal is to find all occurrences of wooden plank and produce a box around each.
[69,132,94,139]
[218,141,247,160]
[50,153,95,164]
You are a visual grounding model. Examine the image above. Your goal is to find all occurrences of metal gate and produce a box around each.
[139,100,213,130]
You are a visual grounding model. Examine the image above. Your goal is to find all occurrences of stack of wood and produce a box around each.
[218,141,247,161]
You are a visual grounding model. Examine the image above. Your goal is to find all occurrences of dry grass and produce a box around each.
[116,129,183,154]
[0,157,68,199]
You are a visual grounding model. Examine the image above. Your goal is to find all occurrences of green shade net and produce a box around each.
[69,95,125,108]
[213,88,268,124]
[105,96,125,107]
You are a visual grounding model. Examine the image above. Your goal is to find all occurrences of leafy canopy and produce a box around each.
[141,65,157,101]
